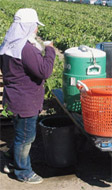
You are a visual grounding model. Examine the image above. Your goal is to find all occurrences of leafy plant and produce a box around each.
[45,55,63,98]
[1,104,13,117]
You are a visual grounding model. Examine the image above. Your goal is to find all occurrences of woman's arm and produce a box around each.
[22,42,56,79]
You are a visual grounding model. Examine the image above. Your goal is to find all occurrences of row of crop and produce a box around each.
[0,0,112,97]
[0,0,112,50]
[38,3,112,51]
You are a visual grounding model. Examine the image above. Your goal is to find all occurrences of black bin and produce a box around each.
[39,115,76,168]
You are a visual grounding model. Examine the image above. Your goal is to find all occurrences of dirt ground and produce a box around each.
[0,99,112,190]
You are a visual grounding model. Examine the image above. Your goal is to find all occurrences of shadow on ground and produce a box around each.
[0,99,112,188]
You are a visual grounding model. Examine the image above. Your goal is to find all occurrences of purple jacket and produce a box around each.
[0,41,55,117]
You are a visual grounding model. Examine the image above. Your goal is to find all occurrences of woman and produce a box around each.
[0,8,55,184]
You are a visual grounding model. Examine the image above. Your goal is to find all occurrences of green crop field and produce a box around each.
[0,0,112,97]
[0,0,112,49]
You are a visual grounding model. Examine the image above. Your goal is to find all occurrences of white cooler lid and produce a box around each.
[64,45,106,58]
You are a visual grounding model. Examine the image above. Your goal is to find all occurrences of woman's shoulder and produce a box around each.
[22,41,41,55]
[24,41,39,50]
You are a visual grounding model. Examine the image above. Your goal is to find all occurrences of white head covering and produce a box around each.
[0,8,45,59]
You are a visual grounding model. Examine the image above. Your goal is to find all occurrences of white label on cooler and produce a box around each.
[70,77,76,86]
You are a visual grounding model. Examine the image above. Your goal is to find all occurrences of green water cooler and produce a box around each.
[63,45,106,113]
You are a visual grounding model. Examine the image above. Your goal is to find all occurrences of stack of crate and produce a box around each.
[0,70,3,114]
[0,70,12,126]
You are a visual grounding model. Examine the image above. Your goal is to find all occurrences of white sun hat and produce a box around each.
[14,8,45,26]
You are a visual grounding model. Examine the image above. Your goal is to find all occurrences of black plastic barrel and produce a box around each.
[39,115,76,168]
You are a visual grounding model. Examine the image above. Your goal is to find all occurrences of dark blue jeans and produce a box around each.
[11,115,38,181]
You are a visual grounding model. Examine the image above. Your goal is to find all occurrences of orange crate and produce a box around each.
[78,78,112,137]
